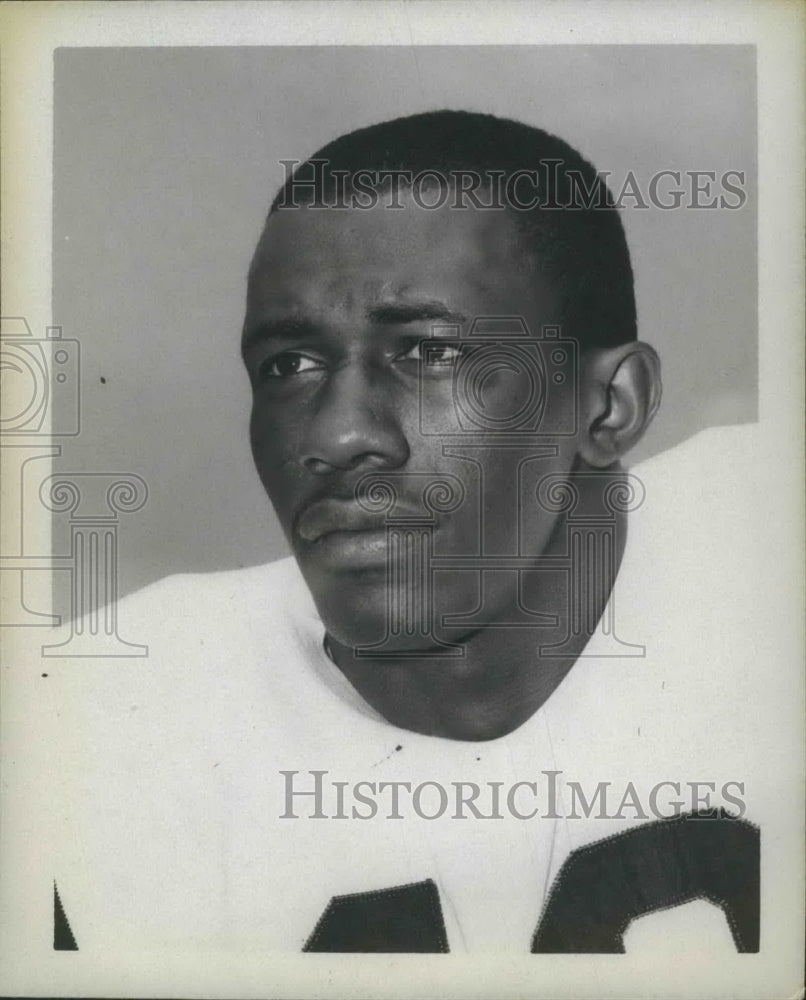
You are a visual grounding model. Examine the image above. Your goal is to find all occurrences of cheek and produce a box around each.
[250,397,293,451]
[521,447,578,551]
[478,445,572,554]
[249,405,302,491]
[469,365,537,426]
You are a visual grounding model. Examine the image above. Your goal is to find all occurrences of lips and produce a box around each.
[295,499,388,543]
[293,496,427,570]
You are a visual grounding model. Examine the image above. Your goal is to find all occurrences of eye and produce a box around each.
[397,340,463,366]
[258,352,325,380]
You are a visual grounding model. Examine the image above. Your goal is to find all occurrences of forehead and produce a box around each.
[246,195,556,324]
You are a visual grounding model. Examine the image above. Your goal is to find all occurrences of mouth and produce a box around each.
[293,498,423,571]
[296,503,385,543]
[303,527,390,570]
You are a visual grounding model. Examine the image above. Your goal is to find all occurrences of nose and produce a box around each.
[301,364,410,474]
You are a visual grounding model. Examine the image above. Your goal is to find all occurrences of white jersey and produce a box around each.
[44,424,783,954]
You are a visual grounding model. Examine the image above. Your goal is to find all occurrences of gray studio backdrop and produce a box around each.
[52,45,757,604]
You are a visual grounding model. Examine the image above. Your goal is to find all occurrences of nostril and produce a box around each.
[299,382,410,472]
[304,456,338,475]
[347,451,399,471]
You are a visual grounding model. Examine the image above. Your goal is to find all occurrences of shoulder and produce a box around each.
[47,556,317,746]
[47,558,318,889]
[548,422,777,814]
[119,555,308,622]
[624,422,767,584]
[108,556,314,650]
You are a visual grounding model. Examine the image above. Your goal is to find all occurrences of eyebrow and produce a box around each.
[242,300,467,354]
[366,301,467,326]
[241,317,320,354]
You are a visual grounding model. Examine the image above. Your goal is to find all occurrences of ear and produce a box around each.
[577,343,662,468]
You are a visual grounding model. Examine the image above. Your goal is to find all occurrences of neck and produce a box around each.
[326,466,628,742]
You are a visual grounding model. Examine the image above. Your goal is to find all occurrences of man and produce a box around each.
[49,111,762,955]
[242,111,660,743]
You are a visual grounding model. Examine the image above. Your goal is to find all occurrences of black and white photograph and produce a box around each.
[0,3,803,998]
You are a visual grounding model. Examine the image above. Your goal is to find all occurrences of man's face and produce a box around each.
[242,192,582,648]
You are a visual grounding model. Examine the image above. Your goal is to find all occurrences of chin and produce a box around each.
[314,592,454,654]
[302,560,480,654]
[306,576,394,648]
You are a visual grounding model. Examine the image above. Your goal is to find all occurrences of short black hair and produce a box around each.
[266,110,636,350]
